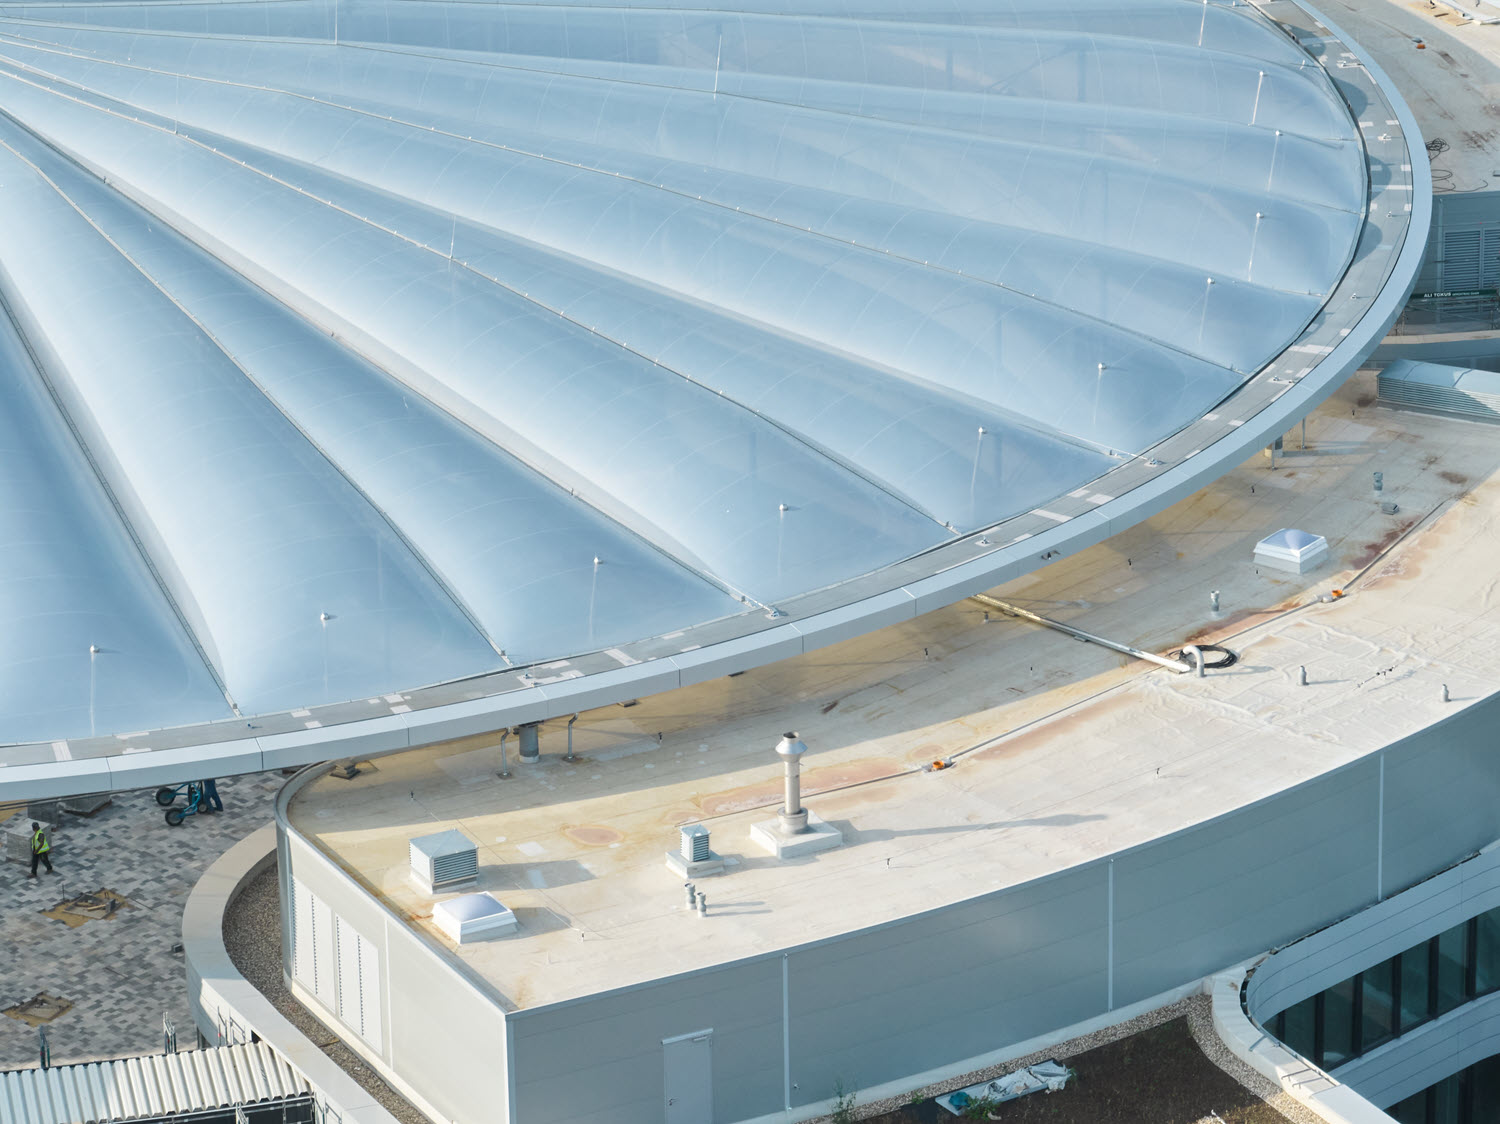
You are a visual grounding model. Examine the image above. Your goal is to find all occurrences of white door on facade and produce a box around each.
[663,1029,713,1124]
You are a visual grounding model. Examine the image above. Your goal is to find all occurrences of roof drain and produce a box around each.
[971,593,1194,674]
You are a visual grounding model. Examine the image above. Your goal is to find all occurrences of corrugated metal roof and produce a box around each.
[0,1042,306,1124]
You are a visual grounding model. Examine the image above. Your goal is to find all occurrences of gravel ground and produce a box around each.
[820,994,1326,1124]
[224,863,431,1124]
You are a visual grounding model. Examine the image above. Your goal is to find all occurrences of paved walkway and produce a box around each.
[0,773,281,1069]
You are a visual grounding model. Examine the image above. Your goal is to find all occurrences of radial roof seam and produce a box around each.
[23,74,969,541]
[320,24,1353,142]
[0,50,975,528]
[14,50,1314,404]
[343,6,1338,90]
[0,30,1360,183]
[0,37,1338,361]
[0,64,772,616]
[0,159,238,718]
[193,26,1366,153]
[0,115,522,674]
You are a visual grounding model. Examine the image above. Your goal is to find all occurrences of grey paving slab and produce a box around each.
[0,772,283,1069]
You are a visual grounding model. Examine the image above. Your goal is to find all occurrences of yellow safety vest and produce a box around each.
[31,830,49,855]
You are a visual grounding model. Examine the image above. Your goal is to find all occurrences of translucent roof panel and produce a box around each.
[0,0,1375,741]
[0,315,231,742]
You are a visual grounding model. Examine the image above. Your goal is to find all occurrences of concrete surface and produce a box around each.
[289,371,1500,1012]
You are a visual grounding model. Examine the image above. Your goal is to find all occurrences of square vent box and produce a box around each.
[1253,528,1328,574]
[433,892,517,944]
[409,828,478,894]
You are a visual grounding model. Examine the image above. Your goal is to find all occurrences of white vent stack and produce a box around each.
[1253,528,1328,574]
[409,828,478,894]
[751,732,844,859]
[775,732,808,835]
[433,893,516,943]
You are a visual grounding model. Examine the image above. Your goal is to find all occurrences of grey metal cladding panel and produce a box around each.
[1382,695,1500,893]
[384,925,510,1124]
[0,291,229,743]
[1113,761,1379,1006]
[787,865,1106,1103]
[0,132,500,716]
[512,957,782,1124]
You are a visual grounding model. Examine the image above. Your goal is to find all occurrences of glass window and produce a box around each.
[1361,959,1397,1053]
[1475,909,1500,996]
[1322,977,1356,1068]
[1388,1088,1428,1124]
[1432,1071,1463,1124]
[1401,942,1432,1031]
[1471,1053,1500,1124]
[1279,995,1316,1062]
[1437,923,1471,1018]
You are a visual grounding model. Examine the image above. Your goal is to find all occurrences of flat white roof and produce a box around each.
[290,372,1500,1010]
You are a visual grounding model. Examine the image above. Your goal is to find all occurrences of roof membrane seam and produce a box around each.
[47,82,965,539]
[0,56,980,588]
[0,25,1357,154]
[0,133,238,717]
[0,114,523,685]
[324,35,1356,146]
[1,52,1301,399]
[0,63,769,614]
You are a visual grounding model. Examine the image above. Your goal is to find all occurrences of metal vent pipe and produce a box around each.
[776,732,808,835]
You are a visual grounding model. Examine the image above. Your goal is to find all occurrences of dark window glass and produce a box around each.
[1475,909,1500,997]
[1361,958,1397,1052]
[1437,923,1470,1017]
[1322,976,1356,1068]
[1279,995,1316,1063]
[1469,1052,1500,1124]
[1432,1071,1463,1124]
[1389,1088,1428,1124]
[1401,942,1432,1031]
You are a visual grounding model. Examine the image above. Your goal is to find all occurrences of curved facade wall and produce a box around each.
[0,0,1424,752]
[1247,841,1500,1112]
[273,671,1500,1124]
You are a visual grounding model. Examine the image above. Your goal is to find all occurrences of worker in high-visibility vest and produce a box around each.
[28,821,53,878]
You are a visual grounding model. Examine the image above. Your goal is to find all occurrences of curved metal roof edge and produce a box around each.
[0,0,1431,802]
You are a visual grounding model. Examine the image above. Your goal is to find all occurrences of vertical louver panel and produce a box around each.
[1442,229,1482,291]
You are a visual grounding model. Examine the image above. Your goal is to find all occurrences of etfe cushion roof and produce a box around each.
[0,0,1367,742]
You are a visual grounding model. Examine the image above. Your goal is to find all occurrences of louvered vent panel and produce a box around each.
[433,850,478,883]
[1379,365,1500,422]
[409,829,479,891]
[1444,229,1482,291]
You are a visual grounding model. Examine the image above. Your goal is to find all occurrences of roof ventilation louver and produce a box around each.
[681,825,711,863]
[1378,361,1500,422]
[409,828,478,895]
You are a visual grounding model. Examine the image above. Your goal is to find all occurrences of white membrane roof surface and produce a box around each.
[0,0,1382,743]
